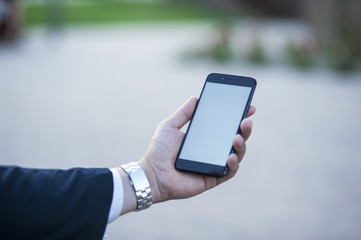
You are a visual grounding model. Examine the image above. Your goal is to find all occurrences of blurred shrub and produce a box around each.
[246,39,267,64]
[208,43,234,62]
[285,40,317,68]
[207,20,234,62]
[323,26,361,72]
[183,19,235,62]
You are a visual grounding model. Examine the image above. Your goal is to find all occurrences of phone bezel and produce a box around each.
[175,73,257,177]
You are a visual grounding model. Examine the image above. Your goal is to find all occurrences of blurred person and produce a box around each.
[0,0,21,42]
[0,97,255,240]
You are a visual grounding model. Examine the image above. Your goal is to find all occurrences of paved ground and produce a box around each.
[1,23,361,240]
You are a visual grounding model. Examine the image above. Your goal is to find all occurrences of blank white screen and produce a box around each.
[179,82,252,166]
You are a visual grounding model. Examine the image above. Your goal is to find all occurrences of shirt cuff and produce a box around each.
[107,168,124,224]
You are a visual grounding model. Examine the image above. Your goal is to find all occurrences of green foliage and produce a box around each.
[25,1,242,25]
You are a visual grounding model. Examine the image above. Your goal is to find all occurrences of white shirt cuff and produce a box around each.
[107,168,124,224]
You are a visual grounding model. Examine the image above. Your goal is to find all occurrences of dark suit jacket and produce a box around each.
[0,166,113,240]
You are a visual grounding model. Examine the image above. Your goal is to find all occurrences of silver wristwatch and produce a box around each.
[120,162,152,211]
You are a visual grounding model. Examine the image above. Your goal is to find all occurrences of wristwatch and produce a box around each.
[120,162,152,211]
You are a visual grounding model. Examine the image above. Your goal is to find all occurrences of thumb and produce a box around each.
[163,96,197,129]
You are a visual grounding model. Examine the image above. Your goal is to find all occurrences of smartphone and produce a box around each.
[175,73,257,177]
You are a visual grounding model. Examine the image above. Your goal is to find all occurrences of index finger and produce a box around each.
[162,96,198,129]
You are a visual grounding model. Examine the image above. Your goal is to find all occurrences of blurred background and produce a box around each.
[1,0,361,239]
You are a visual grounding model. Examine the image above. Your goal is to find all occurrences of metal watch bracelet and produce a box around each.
[120,162,152,211]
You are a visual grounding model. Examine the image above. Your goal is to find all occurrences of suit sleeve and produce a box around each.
[0,165,114,240]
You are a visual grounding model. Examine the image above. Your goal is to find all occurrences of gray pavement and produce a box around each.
[1,23,361,240]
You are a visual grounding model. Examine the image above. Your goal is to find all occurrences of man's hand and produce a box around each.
[139,96,256,204]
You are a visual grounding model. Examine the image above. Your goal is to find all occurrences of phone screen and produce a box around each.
[178,82,252,166]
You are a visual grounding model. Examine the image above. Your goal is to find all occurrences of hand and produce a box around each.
[139,96,256,204]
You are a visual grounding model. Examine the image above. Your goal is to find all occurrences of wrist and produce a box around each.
[116,168,137,214]
[138,158,162,204]
[116,159,162,215]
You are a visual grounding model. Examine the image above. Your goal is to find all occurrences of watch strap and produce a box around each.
[120,162,152,211]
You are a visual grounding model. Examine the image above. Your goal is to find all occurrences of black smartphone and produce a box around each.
[175,73,257,177]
